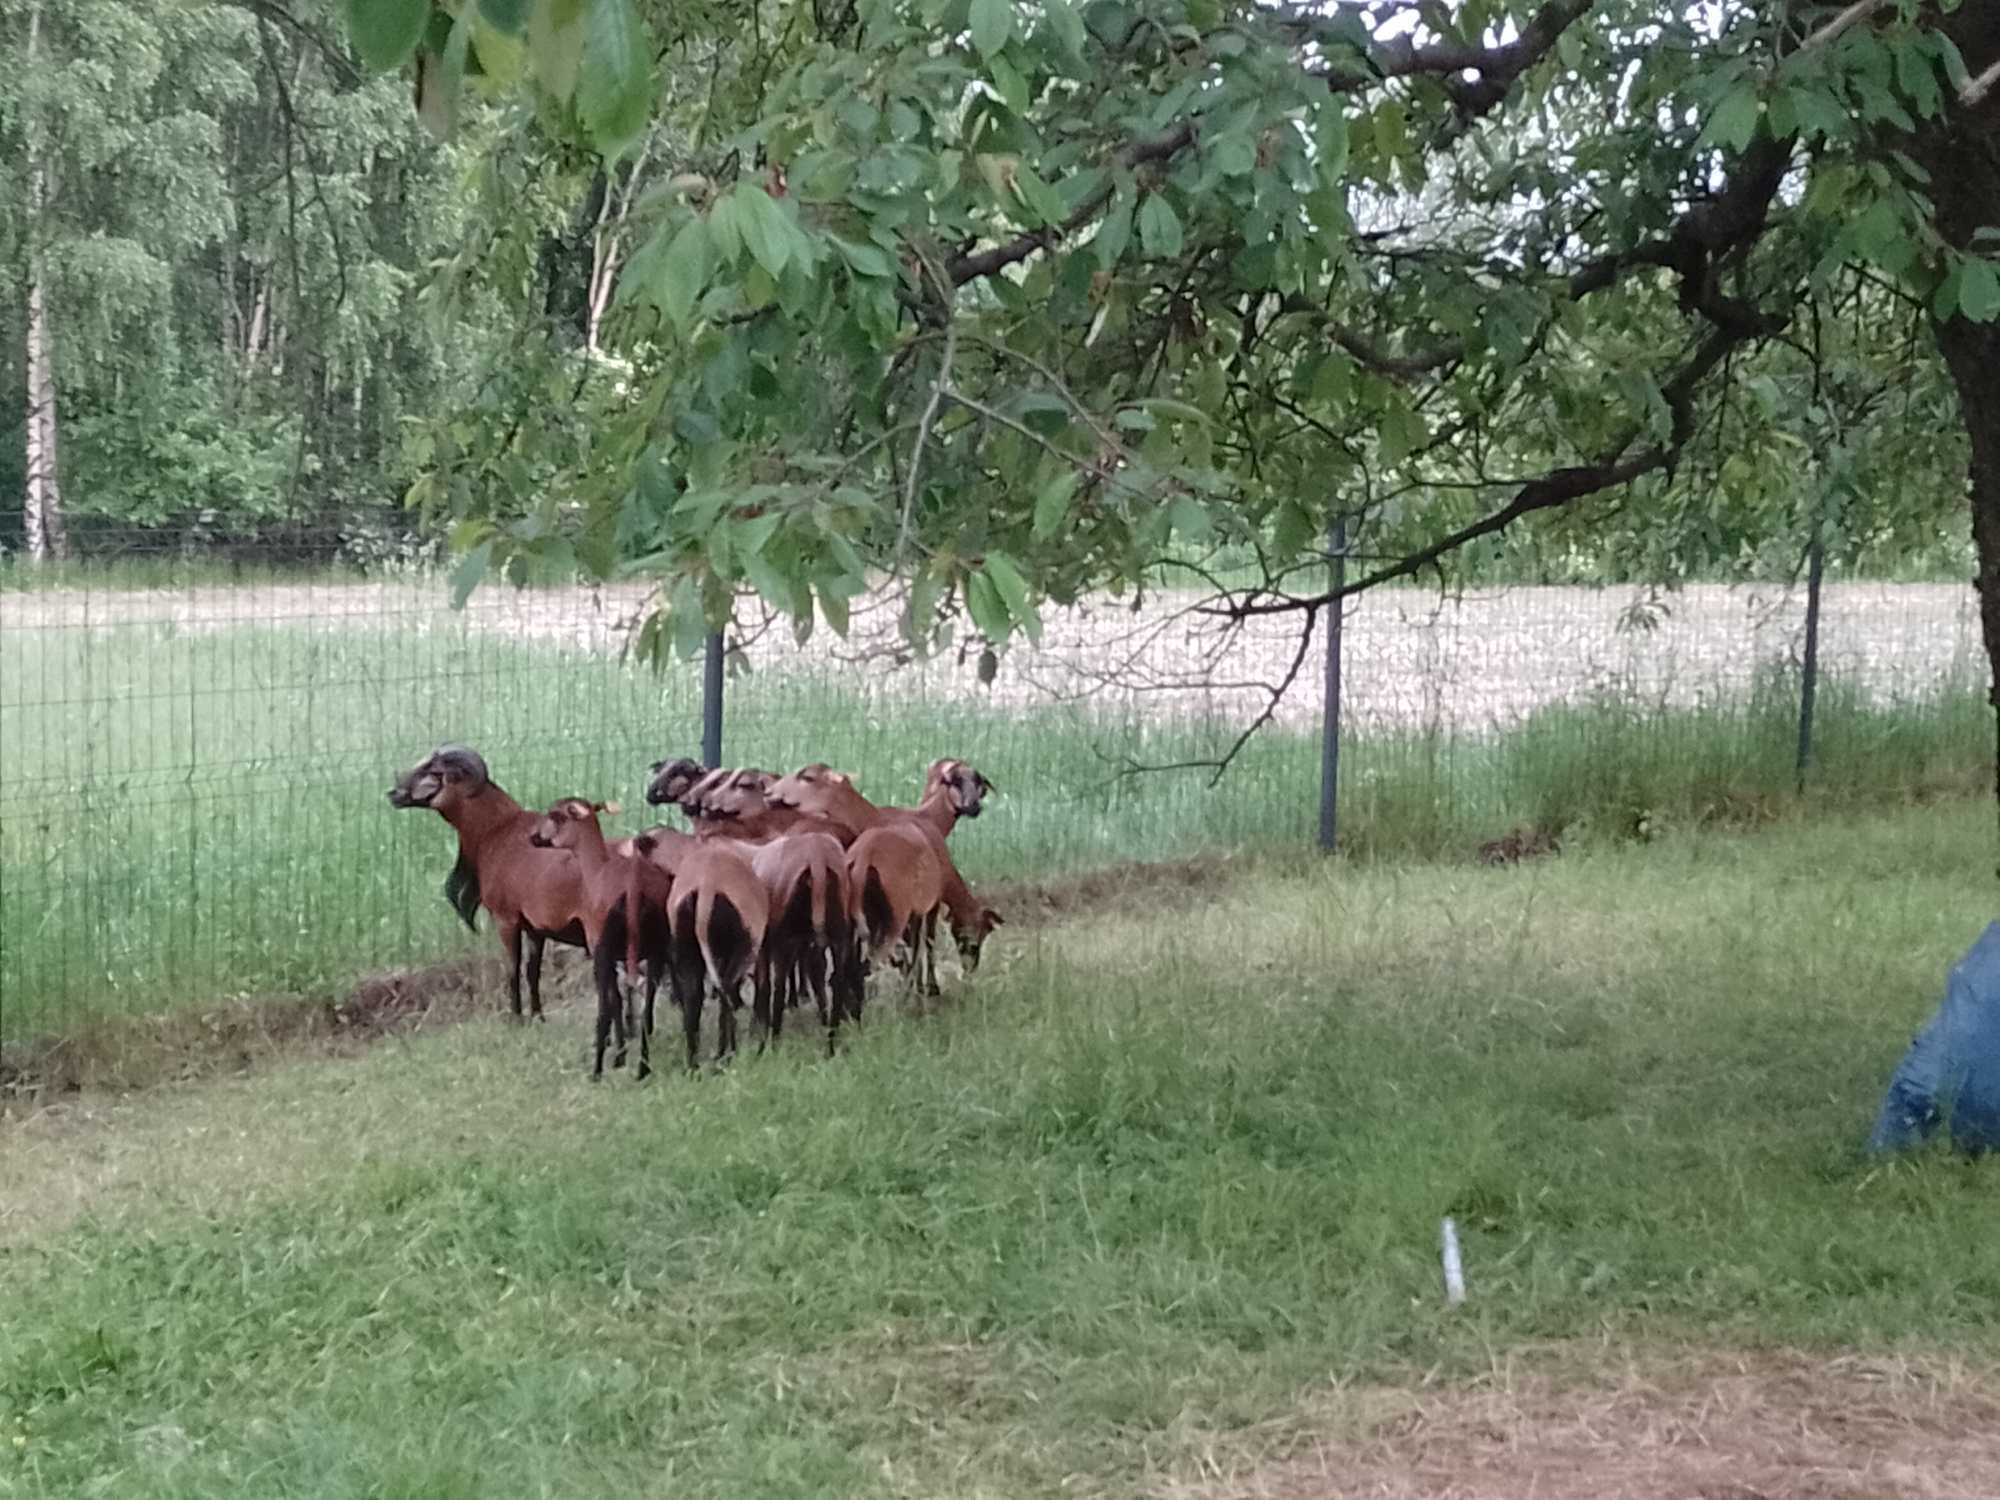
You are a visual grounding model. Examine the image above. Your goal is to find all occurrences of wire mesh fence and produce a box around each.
[0,529,1985,1048]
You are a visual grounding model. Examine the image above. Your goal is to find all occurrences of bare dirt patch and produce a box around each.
[0,953,505,1106]
[1167,1352,2000,1500]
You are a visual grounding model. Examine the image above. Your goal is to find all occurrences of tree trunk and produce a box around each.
[1902,7,2000,815]
[540,166,608,347]
[22,0,66,562]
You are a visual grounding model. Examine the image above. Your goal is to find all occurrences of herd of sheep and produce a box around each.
[387,745,1003,1078]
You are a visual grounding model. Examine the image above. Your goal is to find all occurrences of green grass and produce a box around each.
[1,610,1988,1041]
[1,804,1995,1497]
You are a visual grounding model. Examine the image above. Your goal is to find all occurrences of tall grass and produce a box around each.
[1,617,1987,1042]
[1,805,1993,1497]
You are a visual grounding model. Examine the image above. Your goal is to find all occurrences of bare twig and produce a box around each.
[1792,0,1893,60]
[1114,606,1322,786]
[1963,56,2000,110]
[1219,325,1749,619]
[898,254,957,560]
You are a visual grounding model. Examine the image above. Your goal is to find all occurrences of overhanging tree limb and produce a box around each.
[1220,325,1750,619]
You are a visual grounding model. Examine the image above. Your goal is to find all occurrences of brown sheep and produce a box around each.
[529,798,675,1081]
[387,745,585,1022]
[766,763,1004,977]
[665,842,771,1070]
[844,823,947,997]
[750,831,862,1051]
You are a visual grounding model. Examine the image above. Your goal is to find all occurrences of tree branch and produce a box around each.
[1220,325,1748,619]
[1793,0,1894,60]
[945,121,1195,286]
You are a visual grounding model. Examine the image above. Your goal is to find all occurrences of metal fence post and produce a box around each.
[1796,525,1825,789]
[1318,516,1348,853]
[702,629,725,769]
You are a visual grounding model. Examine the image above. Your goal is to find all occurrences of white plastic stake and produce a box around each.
[1440,1217,1467,1306]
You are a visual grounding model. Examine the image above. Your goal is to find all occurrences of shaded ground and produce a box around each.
[1171,1353,2000,1500]
[0,853,1249,1104]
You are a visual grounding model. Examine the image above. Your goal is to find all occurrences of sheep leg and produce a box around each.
[751,959,774,1049]
[921,910,942,999]
[715,980,740,1063]
[631,956,659,1081]
[765,954,786,1048]
[524,930,548,1021]
[590,946,621,1081]
[501,919,525,1020]
[803,949,831,1050]
[836,937,864,1028]
[670,953,703,1073]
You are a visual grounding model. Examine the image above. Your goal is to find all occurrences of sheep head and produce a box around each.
[529,797,618,849]
[953,906,1005,973]
[926,758,997,820]
[388,744,491,814]
[645,757,707,808]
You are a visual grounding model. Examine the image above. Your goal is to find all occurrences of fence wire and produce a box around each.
[0,530,1984,1047]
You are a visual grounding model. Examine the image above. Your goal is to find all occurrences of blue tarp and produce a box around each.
[1868,921,2000,1155]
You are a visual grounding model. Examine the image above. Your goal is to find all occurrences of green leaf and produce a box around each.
[1933,261,1963,321]
[654,217,711,331]
[1139,398,1209,426]
[736,185,795,278]
[1959,260,2000,323]
[527,0,584,101]
[1377,403,1426,465]
[982,550,1035,627]
[1095,189,1134,268]
[833,237,894,279]
[1700,85,1762,154]
[578,0,653,156]
[450,540,493,609]
[1032,471,1079,539]
[1013,163,1067,229]
[819,589,851,638]
[1042,0,1088,63]
[1167,496,1213,545]
[348,0,428,71]
[706,194,743,265]
[965,569,1012,643]
[1137,194,1183,258]
[479,0,530,33]
[970,0,1013,58]
[987,51,1031,115]
[1311,353,1351,405]
[470,15,526,85]
[740,549,795,614]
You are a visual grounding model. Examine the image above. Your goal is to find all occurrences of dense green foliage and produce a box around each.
[367,0,1996,656]
[8,1,1993,607]
[4,805,1994,1493]
[0,0,494,555]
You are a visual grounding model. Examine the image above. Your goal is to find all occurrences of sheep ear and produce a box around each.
[599,800,622,816]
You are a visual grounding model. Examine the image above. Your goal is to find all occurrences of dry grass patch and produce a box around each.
[1167,1351,2000,1500]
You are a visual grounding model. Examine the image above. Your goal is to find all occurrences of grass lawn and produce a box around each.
[2,802,1995,1497]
